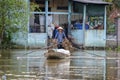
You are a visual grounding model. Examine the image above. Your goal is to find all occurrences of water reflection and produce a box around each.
[106,51,119,80]
[70,50,106,80]
[0,49,119,80]
[44,59,70,80]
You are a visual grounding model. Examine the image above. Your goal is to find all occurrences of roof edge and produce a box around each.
[73,0,112,5]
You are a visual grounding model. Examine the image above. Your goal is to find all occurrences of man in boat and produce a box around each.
[54,27,67,49]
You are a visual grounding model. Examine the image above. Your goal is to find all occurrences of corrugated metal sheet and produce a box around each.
[73,0,111,5]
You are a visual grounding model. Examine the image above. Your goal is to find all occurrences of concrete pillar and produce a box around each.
[68,0,72,35]
[117,18,120,46]
[104,6,107,46]
[82,4,87,47]
[45,0,48,33]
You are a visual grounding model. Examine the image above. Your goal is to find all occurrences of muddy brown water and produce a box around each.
[0,49,120,80]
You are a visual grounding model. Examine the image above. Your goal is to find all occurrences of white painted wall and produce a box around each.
[71,30,84,44]
[85,30,106,47]
[28,33,47,48]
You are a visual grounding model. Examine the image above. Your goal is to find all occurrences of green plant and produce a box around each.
[0,0,29,47]
[106,47,112,51]
[115,46,120,51]
[107,20,115,35]
[30,2,41,12]
[113,0,120,9]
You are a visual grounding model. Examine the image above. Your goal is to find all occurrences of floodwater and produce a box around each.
[0,49,120,80]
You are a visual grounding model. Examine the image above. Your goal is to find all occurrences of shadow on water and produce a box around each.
[0,49,119,80]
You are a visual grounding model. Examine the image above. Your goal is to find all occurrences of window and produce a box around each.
[29,0,69,33]
[72,3,105,30]
[88,16,104,29]
[87,4,104,30]
[71,14,83,30]
[47,14,68,37]
[29,14,46,33]
[29,0,46,33]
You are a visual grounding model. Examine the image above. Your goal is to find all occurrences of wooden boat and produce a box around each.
[44,49,70,59]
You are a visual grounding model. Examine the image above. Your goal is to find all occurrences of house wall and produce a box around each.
[27,0,69,48]
[71,3,106,47]
[71,30,84,44]
[85,30,106,47]
[12,0,107,48]
[71,30,106,47]
[12,31,28,47]
[28,33,47,48]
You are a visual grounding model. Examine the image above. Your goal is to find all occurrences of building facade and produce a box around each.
[12,0,110,48]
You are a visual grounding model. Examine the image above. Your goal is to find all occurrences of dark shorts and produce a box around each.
[57,42,64,49]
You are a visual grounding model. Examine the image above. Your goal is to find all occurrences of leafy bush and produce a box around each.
[0,0,29,47]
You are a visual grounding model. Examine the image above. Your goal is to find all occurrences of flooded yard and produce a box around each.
[0,49,120,80]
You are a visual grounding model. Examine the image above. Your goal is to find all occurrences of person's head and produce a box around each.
[55,26,59,29]
[57,27,63,32]
[54,23,59,29]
